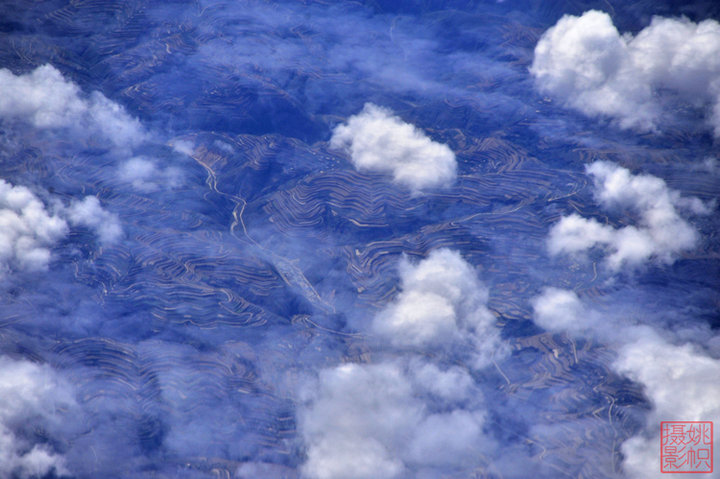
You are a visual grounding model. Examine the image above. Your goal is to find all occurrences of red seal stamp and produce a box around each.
[661,421,713,473]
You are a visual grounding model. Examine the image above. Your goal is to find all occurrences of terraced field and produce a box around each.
[0,1,719,478]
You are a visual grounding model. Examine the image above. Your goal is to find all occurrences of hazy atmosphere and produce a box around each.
[0,1,718,478]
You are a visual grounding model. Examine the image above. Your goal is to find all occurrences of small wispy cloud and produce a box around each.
[119,157,183,192]
[0,64,147,148]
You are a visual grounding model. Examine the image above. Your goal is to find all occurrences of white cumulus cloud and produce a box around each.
[0,356,74,479]
[530,287,597,336]
[615,333,720,478]
[531,290,720,479]
[0,179,68,275]
[0,180,125,276]
[299,249,507,479]
[330,103,457,193]
[66,196,123,244]
[548,161,708,270]
[372,248,508,368]
[531,10,720,136]
[299,359,491,479]
[0,64,147,147]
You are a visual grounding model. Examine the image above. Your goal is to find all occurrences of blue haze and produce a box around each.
[0,1,718,478]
